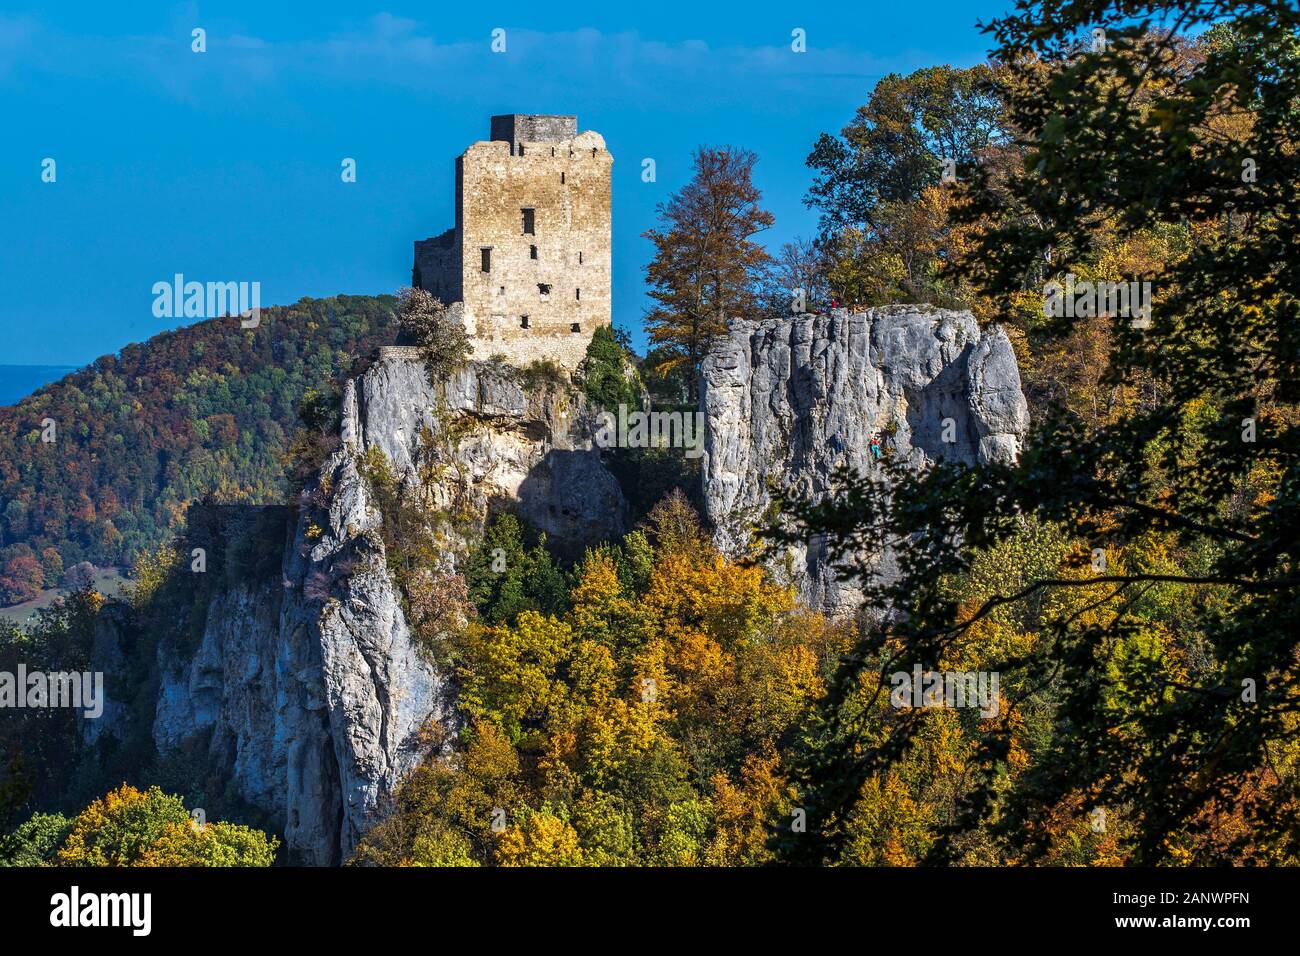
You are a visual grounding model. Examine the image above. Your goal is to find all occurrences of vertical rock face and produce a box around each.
[153,579,288,821]
[143,356,624,865]
[700,307,1030,617]
[108,307,1026,861]
[354,351,625,551]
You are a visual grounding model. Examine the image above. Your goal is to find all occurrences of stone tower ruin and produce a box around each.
[413,114,613,370]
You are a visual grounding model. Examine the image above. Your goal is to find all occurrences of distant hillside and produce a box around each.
[0,295,398,593]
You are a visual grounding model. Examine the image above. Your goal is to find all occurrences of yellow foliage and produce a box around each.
[56,784,276,867]
[496,811,584,867]
[369,496,848,866]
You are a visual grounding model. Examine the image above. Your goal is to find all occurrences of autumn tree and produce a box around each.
[352,493,851,866]
[777,1,1300,866]
[0,295,399,570]
[396,286,471,381]
[643,147,774,403]
[804,64,1008,308]
[55,784,277,866]
[0,554,44,605]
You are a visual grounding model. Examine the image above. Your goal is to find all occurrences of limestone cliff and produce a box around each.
[143,354,623,864]
[700,307,1029,617]
[87,307,1025,864]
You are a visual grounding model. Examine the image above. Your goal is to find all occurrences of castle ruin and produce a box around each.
[413,114,613,370]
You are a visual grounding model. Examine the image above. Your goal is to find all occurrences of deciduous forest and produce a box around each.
[2,0,1297,870]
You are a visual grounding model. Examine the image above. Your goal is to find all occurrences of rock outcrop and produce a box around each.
[701,307,1029,617]
[85,307,1025,863]
[139,355,623,864]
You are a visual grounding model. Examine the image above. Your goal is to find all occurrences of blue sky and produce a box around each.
[0,1,1010,365]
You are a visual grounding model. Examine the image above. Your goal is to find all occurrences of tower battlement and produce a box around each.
[489,114,578,154]
[413,114,613,370]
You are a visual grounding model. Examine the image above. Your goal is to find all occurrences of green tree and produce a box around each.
[0,812,71,867]
[464,513,569,625]
[806,64,1005,238]
[55,784,277,867]
[778,1,1300,866]
[804,64,1008,308]
[581,325,643,413]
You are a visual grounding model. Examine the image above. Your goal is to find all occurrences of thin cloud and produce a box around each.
[0,13,961,110]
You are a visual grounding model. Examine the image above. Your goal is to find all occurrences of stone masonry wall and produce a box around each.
[459,129,611,369]
[412,228,459,304]
[413,115,613,371]
[489,114,578,153]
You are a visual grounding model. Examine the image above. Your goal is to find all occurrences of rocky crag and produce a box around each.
[85,307,1026,864]
[700,307,1030,617]
[108,354,624,865]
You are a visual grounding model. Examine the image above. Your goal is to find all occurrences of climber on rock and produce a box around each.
[869,432,882,461]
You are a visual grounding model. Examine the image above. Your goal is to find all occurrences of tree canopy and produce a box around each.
[776,0,1300,865]
[643,147,774,403]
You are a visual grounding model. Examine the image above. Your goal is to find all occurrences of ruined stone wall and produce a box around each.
[489,114,578,154]
[457,129,612,370]
[412,228,460,305]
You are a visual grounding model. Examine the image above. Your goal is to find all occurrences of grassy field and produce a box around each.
[0,568,129,629]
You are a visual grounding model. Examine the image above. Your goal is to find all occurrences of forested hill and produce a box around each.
[0,295,398,589]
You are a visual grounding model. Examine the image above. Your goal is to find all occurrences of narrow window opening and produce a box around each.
[530,245,538,260]
[520,315,530,329]
[521,208,535,235]
[591,147,597,157]
[570,323,581,333]
[575,288,581,300]
[561,171,566,184]
[480,247,492,272]
[578,251,583,265]
[538,283,551,297]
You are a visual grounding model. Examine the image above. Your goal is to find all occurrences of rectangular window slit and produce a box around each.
[481,247,492,272]
[521,208,535,235]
